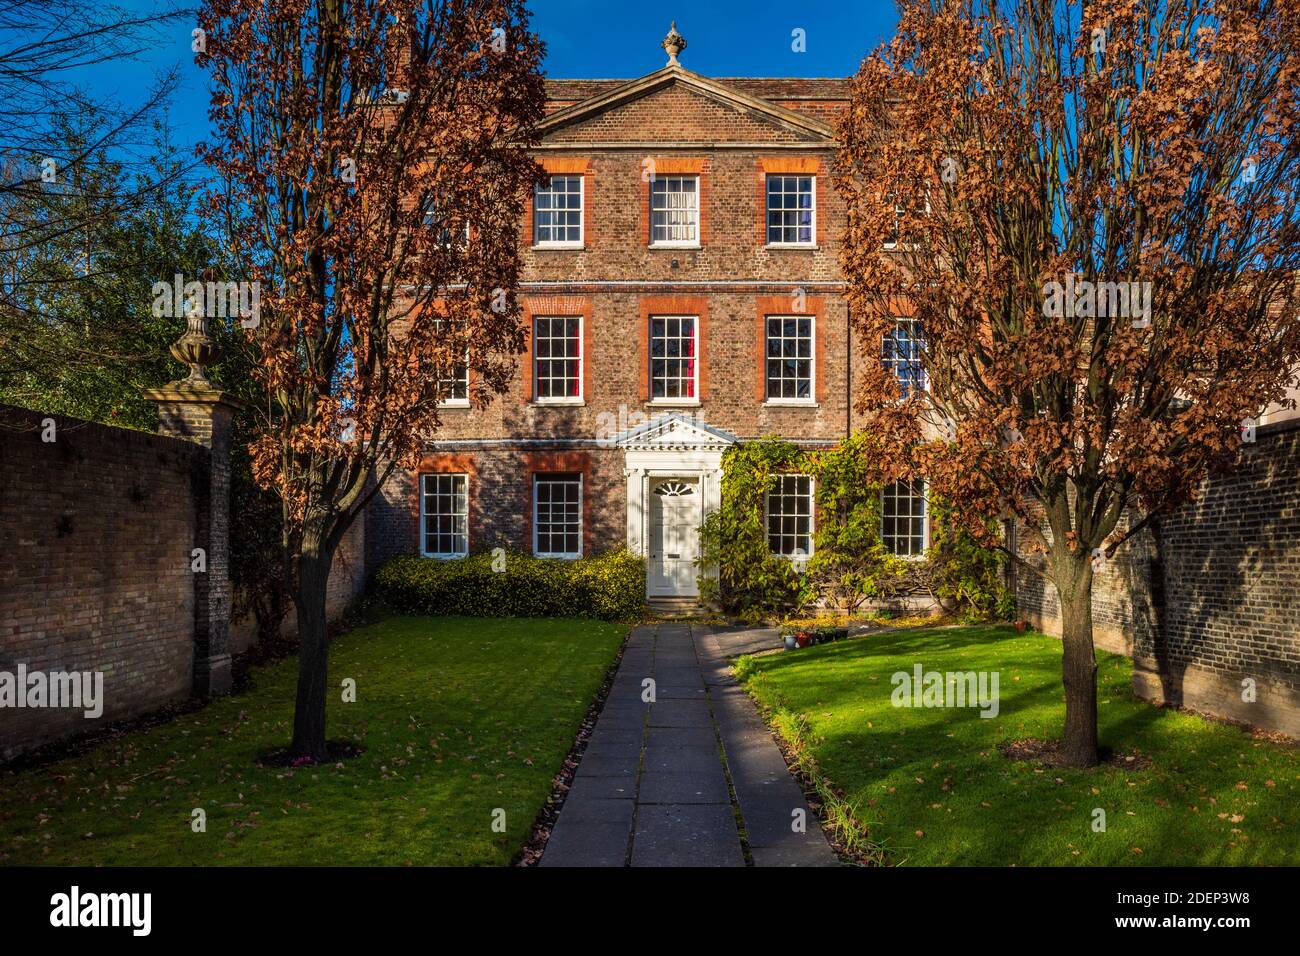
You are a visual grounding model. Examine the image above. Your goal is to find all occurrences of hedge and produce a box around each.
[374,549,646,621]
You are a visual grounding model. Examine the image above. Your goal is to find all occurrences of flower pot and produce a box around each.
[783,634,798,650]
[795,631,812,648]
[1015,619,1028,632]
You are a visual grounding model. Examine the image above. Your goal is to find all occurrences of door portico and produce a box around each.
[617,414,736,598]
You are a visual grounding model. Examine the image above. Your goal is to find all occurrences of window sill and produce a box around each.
[421,552,468,561]
[531,398,585,407]
[437,401,471,410]
[763,400,819,408]
[534,552,582,560]
[532,243,585,251]
[647,398,701,407]
[766,243,819,251]
[649,242,701,250]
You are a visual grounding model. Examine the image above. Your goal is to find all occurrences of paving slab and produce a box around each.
[539,818,632,867]
[646,698,713,727]
[643,742,722,774]
[630,804,745,867]
[644,725,717,750]
[564,773,638,802]
[637,769,730,805]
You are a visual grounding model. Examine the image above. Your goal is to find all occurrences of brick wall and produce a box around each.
[0,407,203,759]
[1016,418,1300,736]
[1,403,371,758]
[432,290,855,446]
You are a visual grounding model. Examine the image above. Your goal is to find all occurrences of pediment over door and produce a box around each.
[614,413,738,452]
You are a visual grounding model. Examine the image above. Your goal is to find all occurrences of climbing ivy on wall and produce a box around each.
[697,435,1013,620]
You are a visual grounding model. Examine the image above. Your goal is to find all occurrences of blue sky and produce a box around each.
[73,1,898,158]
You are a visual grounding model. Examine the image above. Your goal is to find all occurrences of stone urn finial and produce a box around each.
[168,269,220,386]
[662,21,686,66]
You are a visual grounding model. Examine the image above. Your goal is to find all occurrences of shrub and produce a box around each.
[374,549,645,621]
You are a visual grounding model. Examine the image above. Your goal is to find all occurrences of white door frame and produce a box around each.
[618,415,733,599]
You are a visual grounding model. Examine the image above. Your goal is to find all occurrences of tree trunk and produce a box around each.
[290,533,334,761]
[1055,556,1100,767]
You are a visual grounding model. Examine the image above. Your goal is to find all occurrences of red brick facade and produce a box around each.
[367,60,864,578]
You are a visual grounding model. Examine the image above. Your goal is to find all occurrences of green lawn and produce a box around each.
[0,615,624,866]
[737,624,1300,866]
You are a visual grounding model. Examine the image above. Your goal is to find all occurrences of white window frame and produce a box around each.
[532,313,584,405]
[432,317,470,408]
[649,174,700,248]
[419,473,469,559]
[648,314,700,405]
[763,313,817,406]
[422,199,470,247]
[437,355,470,408]
[883,189,932,251]
[881,479,929,559]
[765,473,815,558]
[533,473,583,559]
[533,175,584,249]
[765,173,817,248]
[882,317,927,398]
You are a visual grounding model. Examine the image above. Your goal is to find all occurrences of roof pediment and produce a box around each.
[538,65,836,144]
[614,413,738,450]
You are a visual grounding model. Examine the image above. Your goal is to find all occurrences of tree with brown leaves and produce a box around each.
[836,0,1299,766]
[196,0,545,761]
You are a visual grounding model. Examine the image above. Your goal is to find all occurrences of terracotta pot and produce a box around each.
[795,631,812,648]
[1015,619,1028,632]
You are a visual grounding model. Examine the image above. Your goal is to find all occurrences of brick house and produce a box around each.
[367,28,930,603]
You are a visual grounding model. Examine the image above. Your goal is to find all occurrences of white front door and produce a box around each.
[648,478,700,597]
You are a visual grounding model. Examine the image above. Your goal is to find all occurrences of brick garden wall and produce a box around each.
[1,404,371,759]
[1016,418,1300,736]
[0,407,203,760]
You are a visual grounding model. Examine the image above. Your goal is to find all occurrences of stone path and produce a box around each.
[540,622,836,867]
